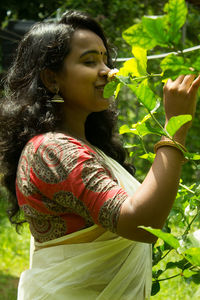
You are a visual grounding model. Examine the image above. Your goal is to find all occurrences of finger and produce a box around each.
[164,78,173,87]
[189,75,200,93]
[181,74,196,89]
[174,74,185,84]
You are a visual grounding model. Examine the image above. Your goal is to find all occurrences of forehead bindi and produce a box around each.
[71,29,107,56]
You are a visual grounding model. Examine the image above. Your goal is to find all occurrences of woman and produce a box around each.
[0,10,200,300]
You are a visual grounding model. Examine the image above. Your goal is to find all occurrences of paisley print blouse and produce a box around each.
[16,132,129,242]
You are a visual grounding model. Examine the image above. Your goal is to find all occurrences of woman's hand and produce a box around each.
[163,74,200,144]
[117,74,200,243]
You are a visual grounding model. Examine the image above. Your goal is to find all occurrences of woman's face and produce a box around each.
[55,29,111,118]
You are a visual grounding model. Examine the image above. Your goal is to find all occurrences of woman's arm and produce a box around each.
[117,74,200,243]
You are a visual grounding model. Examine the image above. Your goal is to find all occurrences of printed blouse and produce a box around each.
[16,132,129,242]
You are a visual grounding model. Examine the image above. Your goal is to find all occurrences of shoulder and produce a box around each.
[22,132,99,172]
[23,132,95,156]
[30,132,84,149]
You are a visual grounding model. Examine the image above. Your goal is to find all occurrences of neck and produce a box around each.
[62,107,88,141]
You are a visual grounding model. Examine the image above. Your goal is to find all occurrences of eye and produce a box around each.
[84,60,97,66]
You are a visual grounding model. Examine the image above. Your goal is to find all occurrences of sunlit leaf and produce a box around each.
[160,54,192,79]
[139,226,180,249]
[184,248,200,266]
[132,46,147,76]
[164,0,188,43]
[184,153,200,161]
[142,15,168,47]
[122,23,157,50]
[128,79,157,111]
[139,152,155,163]
[103,80,120,98]
[161,54,184,71]
[118,57,145,77]
[119,124,134,135]
[183,269,197,278]
[134,122,164,137]
[123,142,139,148]
[166,115,192,137]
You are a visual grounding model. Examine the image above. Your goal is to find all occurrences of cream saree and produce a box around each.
[17,148,152,300]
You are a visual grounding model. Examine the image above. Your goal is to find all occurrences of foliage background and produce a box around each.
[0,0,200,299]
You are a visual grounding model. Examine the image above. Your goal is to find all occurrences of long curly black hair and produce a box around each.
[0,10,135,229]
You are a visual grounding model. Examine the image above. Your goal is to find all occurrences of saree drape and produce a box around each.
[17,148,152,300]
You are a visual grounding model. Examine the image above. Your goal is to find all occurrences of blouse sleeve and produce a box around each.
[30,133,129,233]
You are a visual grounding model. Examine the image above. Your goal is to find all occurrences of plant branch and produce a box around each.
[154,273,181,282]
[179,183,195,194]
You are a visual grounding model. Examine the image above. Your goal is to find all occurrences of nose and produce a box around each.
[99,63,111,78]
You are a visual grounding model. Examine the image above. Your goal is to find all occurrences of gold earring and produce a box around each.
[51,87,64,103]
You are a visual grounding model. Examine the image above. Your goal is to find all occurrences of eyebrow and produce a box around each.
[80,50,108,58]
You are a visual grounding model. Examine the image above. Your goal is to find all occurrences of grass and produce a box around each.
[0,187,199,300]
[0,188,30,300]
[0,272,19,300]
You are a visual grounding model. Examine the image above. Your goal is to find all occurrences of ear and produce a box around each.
[40,69,58,93]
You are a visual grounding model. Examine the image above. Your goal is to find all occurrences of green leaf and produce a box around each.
[166,261,181,270]
[184,248,200,266]
[161,54,184,72]
[117,58,143,77]
[192,56,200,72]
[151,281,160,296]
[152,269,163,279]
[117,76,130,85]
[139,152,155,163]
[123,142,139,149]
[142,16,168,47]
[134,122,164,137]
[160,54,192,79]
[119,124,134,134]
[164,0,188,43]
[166,259,190,270]
[191,272,200,284]
[183,269,197,278]
[184,153,200,161]
[114,82,122,98]
[118,48,147,77]
[127,114,163,137]
[139,226,180,249]
[166,115,192,137]
[128,79,157,111]
[122,23,157,50]
[103,80,120,98]
[132,47,147,76]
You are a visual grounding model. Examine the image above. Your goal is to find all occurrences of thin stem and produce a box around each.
[149,111,168,135]
[183,212,199,236]
[179,183,195,194]
[130,73,162,82]
[139,136,148,154]
[155,273,181,282]
[160,249,172,261]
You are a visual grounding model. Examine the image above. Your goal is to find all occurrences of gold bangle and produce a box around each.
[154,140,188,163]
